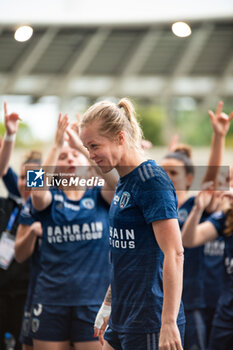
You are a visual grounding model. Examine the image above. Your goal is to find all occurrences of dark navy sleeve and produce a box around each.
[18,198,36,226]
[206,211,227,236]
[2,167,21,198]
[94,186,110,209]
[135,169,178,224]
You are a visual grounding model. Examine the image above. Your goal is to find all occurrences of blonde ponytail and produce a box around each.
[117,98,143,147]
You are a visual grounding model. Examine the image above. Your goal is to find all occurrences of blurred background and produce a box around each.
[0,0,233,189]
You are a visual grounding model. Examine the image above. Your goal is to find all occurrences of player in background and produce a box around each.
[181,181,233,350]
[0,103,36,350]
[16,113,116,350]
[160,102,233,349]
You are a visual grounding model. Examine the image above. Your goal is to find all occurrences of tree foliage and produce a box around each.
[0,121,38,147]
[136,105,165,146]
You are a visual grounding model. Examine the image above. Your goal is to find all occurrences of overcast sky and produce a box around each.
[0,0,233,26]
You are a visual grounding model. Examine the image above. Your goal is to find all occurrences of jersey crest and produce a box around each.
[120,191,131,208]
[178,208,188,223]
[81,198,95,209]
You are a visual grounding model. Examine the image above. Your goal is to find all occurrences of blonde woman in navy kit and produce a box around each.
[80,98,185,350]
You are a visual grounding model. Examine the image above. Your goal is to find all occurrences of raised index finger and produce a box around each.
[4,101,8,116]
[216,100,223,116]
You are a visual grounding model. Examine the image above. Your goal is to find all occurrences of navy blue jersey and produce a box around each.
[207,211,233,329]
[178,197,209,310]
[2,167,21,198]
[203,235,225,308]
[108,160,185,333]
[29,187,110,306]
[18,198,41,310]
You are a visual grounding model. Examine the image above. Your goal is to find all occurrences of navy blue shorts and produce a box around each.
[184,309,206,350]
[208,325,233,350]
[203,306,216,345]
[104,324,185,350]
[30,304,100,342]
[20,308,33,346]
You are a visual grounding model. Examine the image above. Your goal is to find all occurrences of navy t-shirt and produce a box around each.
[18,198,41,310]
[2,167,21,198]
[203,234,225,308]
[28,187,110,306]
[207,211,233,329]
[108,160,185,333]
[178,197,209,310]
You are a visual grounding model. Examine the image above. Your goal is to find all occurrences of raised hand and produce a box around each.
[208,101,233,137]
[68,113,82,136]
[66,127,83,151]
[55,113,69,148]
[195,181,214,211]
[221,189,233,205]
[169,134,179,152]
[70,120,79,135]
[66,119,86,153]
[4,101,21,136]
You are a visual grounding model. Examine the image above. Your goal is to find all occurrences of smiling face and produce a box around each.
[80,121,123,173]
[160,157,193,191]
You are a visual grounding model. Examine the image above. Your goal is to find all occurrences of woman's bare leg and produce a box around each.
[74,341,102,350]
[102,340,115,350]
[22,345,33,350]
[33,340,70,350]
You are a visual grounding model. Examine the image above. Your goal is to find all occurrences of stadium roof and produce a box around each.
[0,1,233,105]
